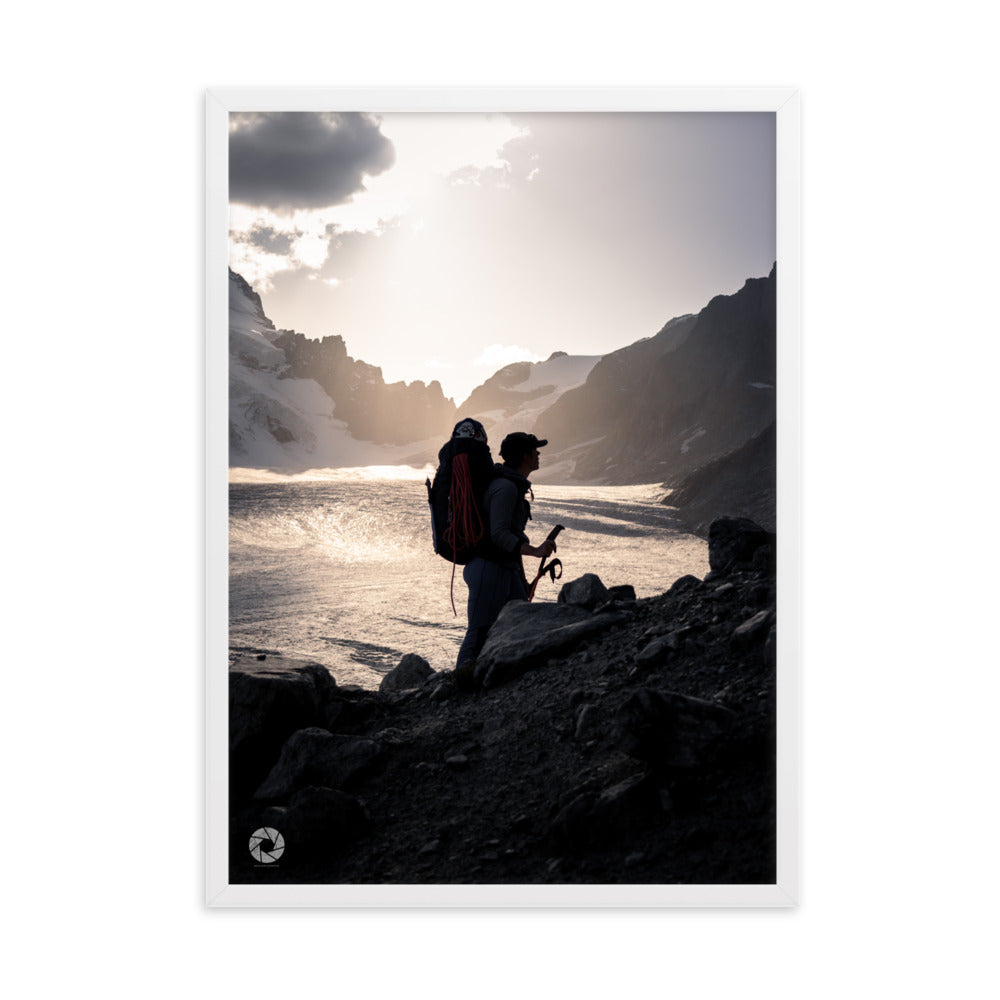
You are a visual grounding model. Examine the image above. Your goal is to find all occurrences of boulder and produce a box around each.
[549,772,657,850]
[617,689,737,773]
[473,601,627,689]
[608,584,637,603]
[731,610,773,650]
[574,703,603,742]
[635,636,671,670]
[558,573,611,610]
[636,626,701,670]
[266,786,371,859]
[254,727,382,800]
[379,653,434,694]
[429,678,455,702]
[668,574,702,596]
[229,657,342,798]
[707,517,776,573]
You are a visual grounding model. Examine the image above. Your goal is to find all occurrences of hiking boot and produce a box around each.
[452,659,477,692]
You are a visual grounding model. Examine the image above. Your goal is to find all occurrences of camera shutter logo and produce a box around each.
[249,827,285,863]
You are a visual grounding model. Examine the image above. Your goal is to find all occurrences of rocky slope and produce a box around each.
[228,517,777,886]
[665,422,777,537]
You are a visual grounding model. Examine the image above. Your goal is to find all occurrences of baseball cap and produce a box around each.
[499,432,548,462]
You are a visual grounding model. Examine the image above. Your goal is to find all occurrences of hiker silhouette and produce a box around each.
[454,428,556,670]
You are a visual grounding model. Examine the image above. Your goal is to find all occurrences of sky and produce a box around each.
[229,111,775,404]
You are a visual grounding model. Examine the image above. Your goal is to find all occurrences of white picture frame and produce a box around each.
[206,86,800,907]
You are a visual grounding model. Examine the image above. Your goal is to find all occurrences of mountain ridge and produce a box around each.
[533,266,776,485]
[227,265,776,522]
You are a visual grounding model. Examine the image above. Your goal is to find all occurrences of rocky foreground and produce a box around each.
[229,517,777,885]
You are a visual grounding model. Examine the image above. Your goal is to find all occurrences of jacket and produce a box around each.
[480,465,532,569]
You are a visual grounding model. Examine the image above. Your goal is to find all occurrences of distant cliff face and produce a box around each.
[228,268,457,469]
[536,266,776,485]
[270,328,457,446]
[461,361,544,414]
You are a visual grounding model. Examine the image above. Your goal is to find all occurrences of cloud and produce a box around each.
[244,225,294,255]
[227,113,537,299]
[227,114,534,287]
[228,242,291,292]
[229,112,395,211]
[229,208,339,290]
[379,114,529,181]
[473,344,544,368]
[447,163,511,188]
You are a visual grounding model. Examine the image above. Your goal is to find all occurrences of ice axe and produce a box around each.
[528,524,565,601]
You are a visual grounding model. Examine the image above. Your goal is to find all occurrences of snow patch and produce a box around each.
[229,272,451,473]
[681,428,706,454]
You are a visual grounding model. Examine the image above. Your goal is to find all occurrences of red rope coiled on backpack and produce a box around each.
[442,452,484,614]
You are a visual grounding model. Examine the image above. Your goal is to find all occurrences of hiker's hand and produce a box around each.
[523,539,556,559]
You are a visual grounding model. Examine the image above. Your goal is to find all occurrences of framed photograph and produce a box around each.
[206,87,800,906]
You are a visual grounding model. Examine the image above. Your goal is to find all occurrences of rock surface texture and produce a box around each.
[228,517,778,885]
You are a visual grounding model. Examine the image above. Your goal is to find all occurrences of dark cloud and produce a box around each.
[244,225,294,255]
[229,112,395,211]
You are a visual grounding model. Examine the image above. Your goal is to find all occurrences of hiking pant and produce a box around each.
[456,557,527,667]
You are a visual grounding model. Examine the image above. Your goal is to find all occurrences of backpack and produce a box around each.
[426,419,496,611]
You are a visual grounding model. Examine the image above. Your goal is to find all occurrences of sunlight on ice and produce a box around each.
[229,464,434,484]
[230,477,709,688]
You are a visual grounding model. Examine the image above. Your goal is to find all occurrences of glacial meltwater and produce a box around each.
[229,472,709,689]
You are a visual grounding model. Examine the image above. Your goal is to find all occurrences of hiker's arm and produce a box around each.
[521,539,556,559]
[487,482,529,555]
